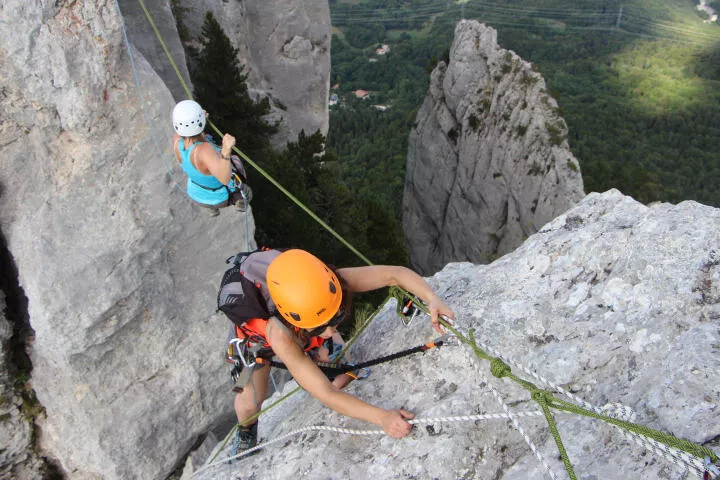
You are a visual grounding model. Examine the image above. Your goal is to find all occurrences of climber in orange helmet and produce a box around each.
[219,249,454,458]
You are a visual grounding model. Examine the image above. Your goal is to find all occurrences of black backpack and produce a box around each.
[217,248,284,328]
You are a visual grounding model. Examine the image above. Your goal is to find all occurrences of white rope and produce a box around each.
[481,372,559,480]
[616,430,705,478]
[475,336,603,414]
[195,318,715,479]
[466,331,712,477]
[600,403,706,478]
[192,411,547,478]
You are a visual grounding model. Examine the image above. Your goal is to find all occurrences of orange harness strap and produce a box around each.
[235,318,324,353]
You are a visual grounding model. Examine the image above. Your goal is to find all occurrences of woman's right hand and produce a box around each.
[428,294,454,333]
[380,409,415,438]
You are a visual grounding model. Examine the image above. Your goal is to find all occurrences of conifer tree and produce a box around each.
[191,12,275,157]
[252,129,408,269]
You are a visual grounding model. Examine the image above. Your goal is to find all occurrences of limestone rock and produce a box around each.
[0,1,254,478]
[0,291,48,480]
[181,0,331,147]
[178,431,219,480]
[403,20,585,274]
[116,0,193,101]
[197,190,719,479]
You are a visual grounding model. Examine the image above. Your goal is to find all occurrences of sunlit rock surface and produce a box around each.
[193,190,718,480]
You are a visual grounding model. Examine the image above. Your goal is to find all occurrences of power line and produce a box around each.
[330,1,720,45]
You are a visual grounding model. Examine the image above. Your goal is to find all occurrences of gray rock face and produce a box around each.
[403,20,585,274]
[196,190,719,480]
[117,0,193,101]
[0,1,254,478]
[0,291,46,480]
[181,0,331,147]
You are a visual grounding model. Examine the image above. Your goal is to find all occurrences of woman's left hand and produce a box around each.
[221,133,236,157]
[428,294,453,334]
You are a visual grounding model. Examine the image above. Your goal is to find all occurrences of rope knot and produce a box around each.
[531,389,555,405]
[490,358,512,378]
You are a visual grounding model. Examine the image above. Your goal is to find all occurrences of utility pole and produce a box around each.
[614,6,623,32]
[457,0,469,20]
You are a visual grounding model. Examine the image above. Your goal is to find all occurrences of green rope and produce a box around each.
[136,0,194,98]
[137,5,718,471]
[548,396,719,462]
[437,317,720,469]
[207,386,304,464]
[533,391,578,480]
[209,119,374,266]
[466,330,577,478]
[136,0,373,267]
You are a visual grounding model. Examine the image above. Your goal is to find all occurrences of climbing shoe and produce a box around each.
[228,422,259,461]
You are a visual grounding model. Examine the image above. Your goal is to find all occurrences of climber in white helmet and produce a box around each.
[172,99,252,216]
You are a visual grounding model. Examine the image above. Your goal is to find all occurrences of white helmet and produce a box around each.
[172,100,205,136]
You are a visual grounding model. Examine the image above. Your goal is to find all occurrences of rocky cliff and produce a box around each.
[0,1,254,478]
[193,190,719,480]
[117,0,193,101]
[0,287,52,480]
[403,20,585,275]
[180,0,331,147]
[3,3,718,480]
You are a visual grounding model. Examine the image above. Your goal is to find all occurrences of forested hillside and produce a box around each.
[327,0,720,210]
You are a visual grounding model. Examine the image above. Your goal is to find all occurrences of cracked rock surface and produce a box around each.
[193,190,719,479]
[404,20,584,274]
[181,0,331,147]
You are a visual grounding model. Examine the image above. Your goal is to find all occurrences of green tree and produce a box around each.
[252,130,408,269]
[191,12,275,158]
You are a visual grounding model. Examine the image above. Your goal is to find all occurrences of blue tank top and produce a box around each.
[177,139,236,205]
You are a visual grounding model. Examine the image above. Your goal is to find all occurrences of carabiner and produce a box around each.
[704,456,720,480]
[228,338,256,369]
[432,333,460,347]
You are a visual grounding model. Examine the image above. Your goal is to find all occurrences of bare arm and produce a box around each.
[195,134,235,185]
[172,135,183,164]
[337,265,454,332]
[266,318,414,437]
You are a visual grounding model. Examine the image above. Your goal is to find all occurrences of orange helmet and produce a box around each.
[267,250,342,329]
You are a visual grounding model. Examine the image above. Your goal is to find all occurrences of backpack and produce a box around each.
[218,249,328,386]
[217,248,284,328]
